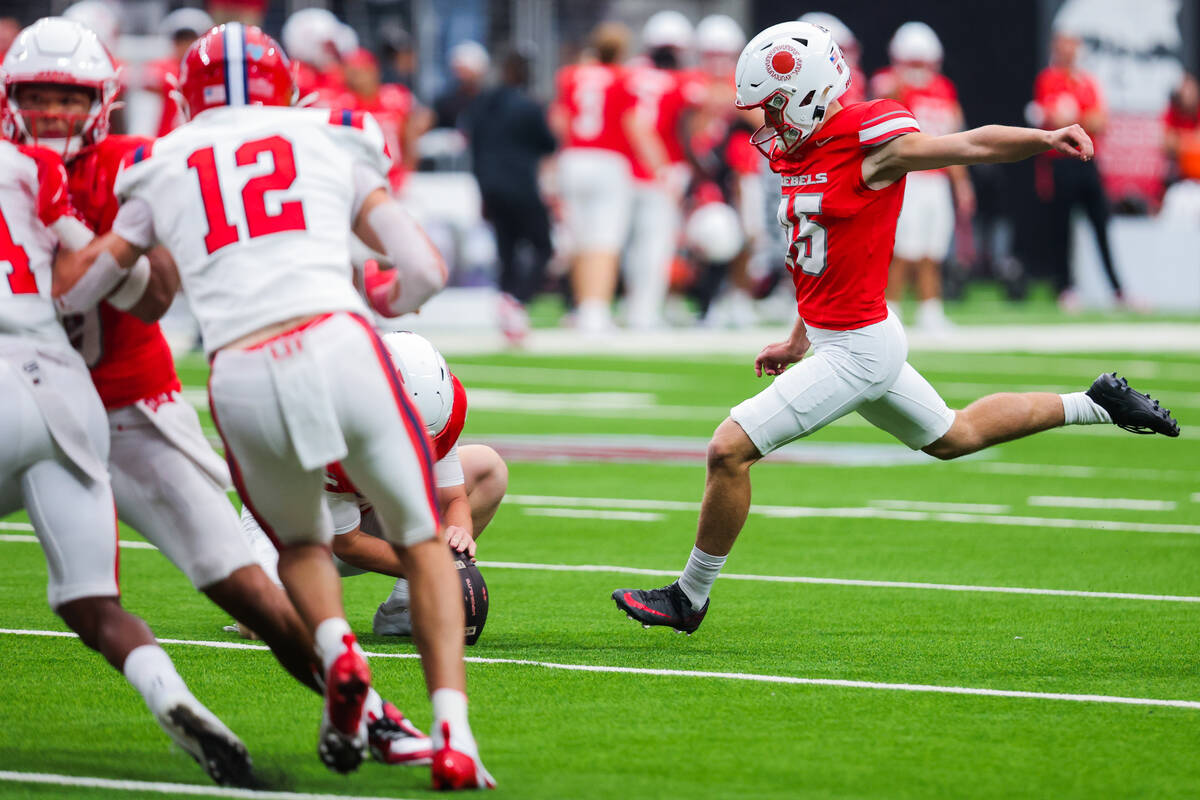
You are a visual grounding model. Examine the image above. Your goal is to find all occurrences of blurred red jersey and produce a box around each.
[871,67,959,174]
[623,64,702,179]
[66,135,180,409]
[555,63,636,158]
[356,84,414,191]
[147,57,184,137]
[770,100,920,330]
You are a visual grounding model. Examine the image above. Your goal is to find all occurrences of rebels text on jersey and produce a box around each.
[66,135,181,409]
[0,142,83,344]
[770,100,920,330]
[114,106,388,354]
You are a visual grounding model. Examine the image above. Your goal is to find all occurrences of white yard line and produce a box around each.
[1028,496,1178,511]
[504,494,1200,535]
[0,770,414,800]
[0,522,33,531]
[523,508,665,522]
[962,462,1200,482]
[0,533,156,549]
[869,499,1011,513]
[1,533,1194,604]
[3,628,1198,711]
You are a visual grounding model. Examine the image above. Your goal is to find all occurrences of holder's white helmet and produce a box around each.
[642,10,693,51]
[0,17,120,159]
[696,14,745,55]
[889,21,943,65]
[381,332,466,458]
[735,21,850,158]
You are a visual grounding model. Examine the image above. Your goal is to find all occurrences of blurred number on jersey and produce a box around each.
[571,72,612,140]
[0,209,35,294]
[187,135,308,255]
[779,193,828,277]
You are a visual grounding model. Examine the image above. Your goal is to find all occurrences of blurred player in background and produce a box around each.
[0,133,257,788]
[434,41,490,130]
[872,22,974,334]
[797,13,864,105]
[552,22,652,335]
[5,15,435,770]
[54,23,493,788]
[283,7,354,105]
[614,20,1179,635]
[147,8,213,137]
[240,333,508,640]
[1032,24,1126,310]
[341,46,431,193]
[622,10,695,330]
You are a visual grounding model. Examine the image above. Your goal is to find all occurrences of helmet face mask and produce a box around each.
[735,21,850,159]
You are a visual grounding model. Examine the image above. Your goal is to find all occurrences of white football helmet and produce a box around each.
[62,0,119,50]
[382,331,458,439]
[889,21,943,65]
[282,8,342,68]
[0,17,120,159]
[696,15,745,55]
[642,10,693,51]
[685,202,745,264]
[797,12,857,58]
[735,21,851,157]
[159,8,214,39]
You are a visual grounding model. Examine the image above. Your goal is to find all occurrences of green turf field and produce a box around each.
[1,346,1198,799]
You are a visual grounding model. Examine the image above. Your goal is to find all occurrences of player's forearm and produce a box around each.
[954,125,1054,165]
[52,232,147,315]
[332,529,408,578]
[355,194,447,316]
[786,315,809,347]
[440,492,474,537]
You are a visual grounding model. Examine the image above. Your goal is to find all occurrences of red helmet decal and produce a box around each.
[766,45,801,81]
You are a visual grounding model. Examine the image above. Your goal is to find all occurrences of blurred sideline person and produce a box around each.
[53,23,494,789]
[240,333,508,639]
[872,22,974,334]
[341,47,431,193]
[146,8,213,137]
[461,47,557,308]
[622,11,696,330]
[613,20,1180,635]
[8,15,437,772]
[551,22,654,335]
[435,41,489,130]
[1032,25,1126,310]
[1161,73,1200,224]
[283,8,354,104]
[0,131,257,790]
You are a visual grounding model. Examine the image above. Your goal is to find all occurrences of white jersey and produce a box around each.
[0,141,76,346]
[113,105,390,354]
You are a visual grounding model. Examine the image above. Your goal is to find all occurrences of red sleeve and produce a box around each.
[18,145,79,227]
[1033,69,1056,106]
[857,100,921,148]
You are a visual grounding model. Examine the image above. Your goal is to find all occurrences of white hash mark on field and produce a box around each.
[504,495,1200,535]
[0,770,415,799]
[523,508,665,522]
[2,628,1199,711]
[1028,496,1178,511]
[0,533,1198,603]
[869,499,1011,513]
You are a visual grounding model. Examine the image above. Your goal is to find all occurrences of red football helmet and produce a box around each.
[178,22,295,120]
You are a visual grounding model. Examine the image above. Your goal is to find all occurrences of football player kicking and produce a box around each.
[0,140,257,786]
[54,24,493,789]
[613,21,1180,634]
[4,17,431,770]
[239,332,508,644]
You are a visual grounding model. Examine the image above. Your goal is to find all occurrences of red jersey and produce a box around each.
[555,63,637,159]
[66,135,180,409]
[624,64,702,179]
[770,100,920,330]
[147,57,184,138]
[355,84,414,191]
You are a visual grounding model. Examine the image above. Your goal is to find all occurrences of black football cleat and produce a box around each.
[1086,373,1180,437]
[612,582,708,635]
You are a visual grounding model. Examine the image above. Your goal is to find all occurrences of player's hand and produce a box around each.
[754,336,810,377]
[1046,124,1094,162]
[445,525,476,561]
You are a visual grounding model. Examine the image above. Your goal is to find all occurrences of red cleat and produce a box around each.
[318,633,371,773]
[431,721,495,790]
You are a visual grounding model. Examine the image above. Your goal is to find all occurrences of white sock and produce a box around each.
[364,687,385,722]
[431,688,475,754]
[677,546,726,611]
[1060,392,1112,425]
[123,644,191,716]
[314,617,357,674]
[381,578,410,613]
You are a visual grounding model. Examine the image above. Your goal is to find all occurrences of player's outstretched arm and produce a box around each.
[863,124,1093,188]
[52,230,149,315]
[353,187,447,317]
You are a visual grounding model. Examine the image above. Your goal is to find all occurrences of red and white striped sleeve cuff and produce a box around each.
[859,112,921,147]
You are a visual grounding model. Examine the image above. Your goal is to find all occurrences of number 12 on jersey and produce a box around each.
[187,135,307,255]
[780,192,828,277]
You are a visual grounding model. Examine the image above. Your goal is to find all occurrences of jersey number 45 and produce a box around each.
[187,135,308,255]
[779,192,828,277]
